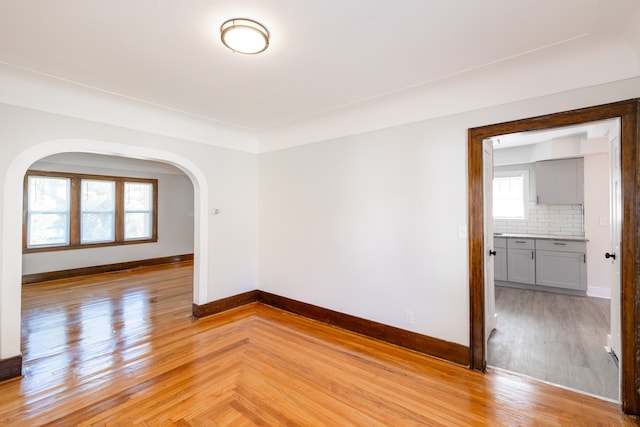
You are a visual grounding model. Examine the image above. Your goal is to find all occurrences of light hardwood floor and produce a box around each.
[0,262,635,425]
[488,285,619,400]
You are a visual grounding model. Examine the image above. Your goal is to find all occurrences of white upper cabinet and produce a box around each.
[534,158,584,205]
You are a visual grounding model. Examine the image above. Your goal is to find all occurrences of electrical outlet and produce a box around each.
[405,310,414,324]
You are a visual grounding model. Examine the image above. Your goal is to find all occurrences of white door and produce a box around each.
[608,119,622,362]
[483,139,497,341]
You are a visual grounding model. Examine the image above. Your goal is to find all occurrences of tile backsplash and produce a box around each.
[493,202,584,237]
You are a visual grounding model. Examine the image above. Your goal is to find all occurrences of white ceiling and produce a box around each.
[0,0,638,137]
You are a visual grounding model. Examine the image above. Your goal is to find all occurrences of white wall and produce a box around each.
[584,154,611,298]
[259,78,640,347]
[23,157,195,275]
[0,103,258,358]
[0,63,259,154]
[260,118,469,344]
[2,76,639,359]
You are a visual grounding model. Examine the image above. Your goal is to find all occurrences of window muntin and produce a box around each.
[81,179,116,244]
[24,171,157,252]
[124,182,153,240]
[493,170,529,219]
[27,176,70,247]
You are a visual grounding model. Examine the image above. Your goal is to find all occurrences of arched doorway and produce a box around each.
[1,138,209,365]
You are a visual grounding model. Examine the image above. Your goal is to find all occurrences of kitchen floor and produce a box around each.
[487,286,619,400]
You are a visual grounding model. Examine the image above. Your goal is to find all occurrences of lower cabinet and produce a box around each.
[507,239,536,285]
[494,238,507,282]
[494,237,587,293]
[535,240,587,291]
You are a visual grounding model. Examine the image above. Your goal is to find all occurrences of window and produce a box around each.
[26,176,71,247]
[24,171,157,252]
[81,179,116,244]
[124,182,153,240]
[493,170,529,219]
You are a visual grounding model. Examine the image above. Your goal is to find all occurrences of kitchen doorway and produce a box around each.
[481,119,621,400]
[466,99,640,415]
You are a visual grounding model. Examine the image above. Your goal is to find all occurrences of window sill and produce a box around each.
[23,238,158,254]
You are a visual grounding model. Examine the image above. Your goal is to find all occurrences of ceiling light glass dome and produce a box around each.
[220,18,269,55]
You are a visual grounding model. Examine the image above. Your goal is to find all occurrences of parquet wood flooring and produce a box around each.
[0,262,635,425]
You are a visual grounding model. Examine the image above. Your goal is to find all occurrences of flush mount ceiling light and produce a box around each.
[220,18,269,54]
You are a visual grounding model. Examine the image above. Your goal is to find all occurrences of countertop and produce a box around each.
[493,233,588,242]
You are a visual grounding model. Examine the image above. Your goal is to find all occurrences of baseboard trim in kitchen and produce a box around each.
[588,286,612,299]
[193,290,470,367]
[495,280,586,297]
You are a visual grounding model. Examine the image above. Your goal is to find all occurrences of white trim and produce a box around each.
[0,63,259,154]
[493,169,530,220]
[587,286,611,299]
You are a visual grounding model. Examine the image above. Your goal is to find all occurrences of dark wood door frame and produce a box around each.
[468,99,640,414]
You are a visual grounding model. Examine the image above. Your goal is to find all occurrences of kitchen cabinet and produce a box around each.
[507,238,535,285]
[535,158,584,204]
[494,235,588,293]
[535,240,587,291]
[493,237,507,282]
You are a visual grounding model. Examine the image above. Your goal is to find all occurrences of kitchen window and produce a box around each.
[24,171,157,252]
[493,170,529,219]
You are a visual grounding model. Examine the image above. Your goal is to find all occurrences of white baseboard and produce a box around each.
[587,286,611,299]
[606,334,613,352]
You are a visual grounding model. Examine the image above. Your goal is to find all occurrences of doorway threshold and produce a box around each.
[487,365,620,404]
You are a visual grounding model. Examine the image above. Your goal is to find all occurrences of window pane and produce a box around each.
[29,213,69,246]
[81,179,115,243]
[125,182,152,211]
[125,212,151,239]
[27,176,70,247]
[124,182,153,240]
[82,180,115,211]
[493,176,525,218]
[29,176,69,212]
[82,213,115,243]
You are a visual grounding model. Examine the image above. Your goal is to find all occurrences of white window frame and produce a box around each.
[493,169,530,220]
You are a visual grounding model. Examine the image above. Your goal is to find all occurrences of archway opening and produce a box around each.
[1,139,209,365]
